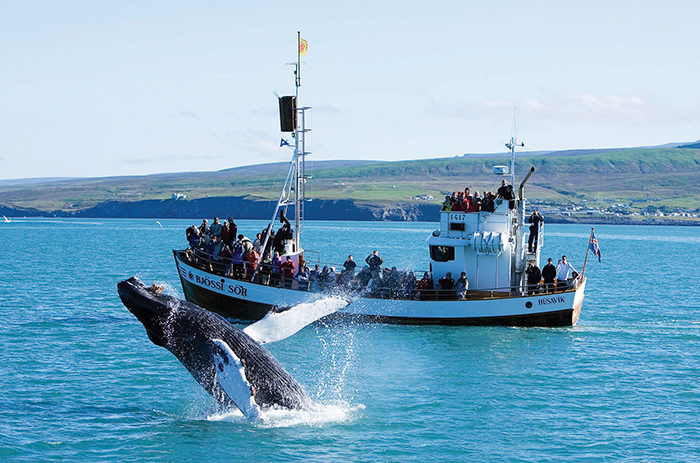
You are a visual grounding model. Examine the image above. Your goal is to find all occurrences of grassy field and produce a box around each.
[1,147,699,213]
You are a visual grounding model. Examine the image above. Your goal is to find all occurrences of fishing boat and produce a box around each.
[173,35,590,326]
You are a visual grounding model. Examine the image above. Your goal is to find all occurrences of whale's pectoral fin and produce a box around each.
[243,297,351,344]
[210,339,261,420]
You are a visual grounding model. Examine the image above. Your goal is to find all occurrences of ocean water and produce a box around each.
[1,218,700,462]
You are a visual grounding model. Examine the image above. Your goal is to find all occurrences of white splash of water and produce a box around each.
[243,296,350,344]
[310,319,368,404]
[206,401,365,428]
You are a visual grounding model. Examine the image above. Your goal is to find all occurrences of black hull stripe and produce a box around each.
[179,274,576,327]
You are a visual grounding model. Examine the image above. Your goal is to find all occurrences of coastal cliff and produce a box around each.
[1,196,694,226]
[0,197,439,222]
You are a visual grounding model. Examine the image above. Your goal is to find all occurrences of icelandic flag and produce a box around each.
[280,138,290,147]
[590,232,601,263]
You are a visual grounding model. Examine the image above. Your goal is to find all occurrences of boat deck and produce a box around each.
[174,249,580,302]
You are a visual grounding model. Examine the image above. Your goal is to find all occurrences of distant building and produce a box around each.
[172,193,188,200]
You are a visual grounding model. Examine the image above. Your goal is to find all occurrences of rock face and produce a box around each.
[0,196,440,222]
[0,196,697,226]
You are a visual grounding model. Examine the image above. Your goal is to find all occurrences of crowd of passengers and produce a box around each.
[441,179,515,212]
[184,210,577,300]
[183,219,467,300]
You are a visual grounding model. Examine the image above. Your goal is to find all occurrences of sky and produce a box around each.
[1,0,699,180]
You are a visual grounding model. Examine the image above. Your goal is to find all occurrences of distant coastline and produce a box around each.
[2,146,699,225]
[2,196,698,226]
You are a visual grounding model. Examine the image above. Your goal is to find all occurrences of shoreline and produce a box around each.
[2,197,698,226]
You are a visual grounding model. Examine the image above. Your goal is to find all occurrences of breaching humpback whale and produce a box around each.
[117,276,310,418]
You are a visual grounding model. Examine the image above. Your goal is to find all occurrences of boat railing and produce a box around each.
[176,248,579,301]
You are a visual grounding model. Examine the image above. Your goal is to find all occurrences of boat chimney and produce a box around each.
[519,167,535,200]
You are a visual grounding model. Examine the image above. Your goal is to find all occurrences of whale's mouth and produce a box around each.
[117,276,171,346]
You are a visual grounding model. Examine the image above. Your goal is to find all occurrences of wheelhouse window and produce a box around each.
[430,245,455,262]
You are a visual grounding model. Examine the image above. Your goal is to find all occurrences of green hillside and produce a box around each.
[1,147,699,214]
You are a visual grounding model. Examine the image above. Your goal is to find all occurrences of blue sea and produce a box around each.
[2,218,700,462]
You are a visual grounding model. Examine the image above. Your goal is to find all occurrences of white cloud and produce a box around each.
[427,91,700,126]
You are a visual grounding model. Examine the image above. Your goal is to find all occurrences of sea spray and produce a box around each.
[206,401,364,428]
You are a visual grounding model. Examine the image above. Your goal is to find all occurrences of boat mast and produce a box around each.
[254,33,309,276]
[505,106,523,187]
[294,31,301,246]
[293,31,311,247]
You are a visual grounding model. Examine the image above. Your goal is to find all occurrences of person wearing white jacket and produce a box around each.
[556,255,577,291]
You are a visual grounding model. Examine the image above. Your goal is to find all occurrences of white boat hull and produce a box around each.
[175,251,585,326]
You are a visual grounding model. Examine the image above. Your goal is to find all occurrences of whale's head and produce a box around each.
[117,276,175,347]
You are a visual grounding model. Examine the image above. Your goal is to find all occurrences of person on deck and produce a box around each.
[238,234,254,260]
[438,272,455,300]
[466,193,480,212]
[441,195,453,211]
[297,261,310,291]
[555,255,577,291]
[456,272,469,300]
[481,192,496,213]
[219,243,232,260]
[187,226,202,249]
[416,272,434,300]
[246,248,259,281]
[451,191,466,212]
[328,267,337,287]
[226,218,238,246]
[198,219,209,238]
[366,250,383,280]
[270,252,283,287]
[207,235,222,258]
[403,271,417,299]
[230,242,244,279]
[542,258,557,293]
[525,260,542,295]
[209,217,223,238]
[310,264,321,292]
[528,209,544,253]
[497,179,514,200]
[340,255,357,286]
[318,266,332,291]
[280,256,296,289]
[259,250,272,285]
[221,221,231,245]
[497,179,515,209]
[253,233,263,255]
[464,188,471,201]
